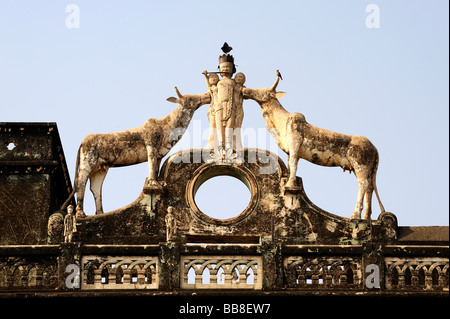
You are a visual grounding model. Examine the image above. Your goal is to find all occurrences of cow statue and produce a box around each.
[63,87,210,216]
[243,75,386,220]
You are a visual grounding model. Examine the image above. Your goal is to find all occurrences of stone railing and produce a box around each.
[81,255,159,290]
[0,243,448,295]
[0,246,60,290]
[180,255,262,290]
[284,256,362,288]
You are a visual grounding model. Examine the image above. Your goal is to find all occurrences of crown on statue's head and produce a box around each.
[219,53,234,64]
[218,42,236,73]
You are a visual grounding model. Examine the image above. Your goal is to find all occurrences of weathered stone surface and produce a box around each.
[0,123,73,245]
[398,226,449,245]
[74,149,396,246]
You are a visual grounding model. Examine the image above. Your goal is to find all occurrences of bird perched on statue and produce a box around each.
[277,70,283,80]
[221,42,233,54]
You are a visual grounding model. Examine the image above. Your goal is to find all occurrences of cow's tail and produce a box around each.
[372,151,386,213]
[60,146,81,210]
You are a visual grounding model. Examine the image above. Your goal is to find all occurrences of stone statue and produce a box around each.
[203,44,246,162]
[203,71,220,152]
[165,206,177,242]
[243,75,386,220]
[233,72,246,151]
[64,205,77,243]
[62,88,210,216]
[48,212,64,243]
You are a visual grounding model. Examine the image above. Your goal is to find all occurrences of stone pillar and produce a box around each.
[261,241,282,290]
[58,242,82,290]
[159,242,181,291]
[362,242,385,291]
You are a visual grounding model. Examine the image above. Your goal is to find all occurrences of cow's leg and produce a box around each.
[286,142,301,188]
[287,154,299,188]
[285,115,304,188]
[351,177,369,219]
[144,146,162,193]
[363,182,374,220]
[75,168,90,217]
[147,148,158,182]
[89,168,108,215]
[75,148,97,217]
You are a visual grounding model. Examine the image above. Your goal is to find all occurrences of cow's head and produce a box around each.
[242,77,286,104]
[167,87,209,110]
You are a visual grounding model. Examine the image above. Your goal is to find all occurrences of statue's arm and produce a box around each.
[202,70,211,88]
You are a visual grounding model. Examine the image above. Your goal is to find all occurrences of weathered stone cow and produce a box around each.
[243,76,386,220]
[65,88,209,216]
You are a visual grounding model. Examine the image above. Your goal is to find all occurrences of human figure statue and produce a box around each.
[165,206,177,242]
[203,72,220,152]
[203,43,246,162]
[64,205,77,243]
[233,72,246,152]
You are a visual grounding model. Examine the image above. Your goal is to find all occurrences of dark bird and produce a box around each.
[277,70,283,80]
[221,42,233,54]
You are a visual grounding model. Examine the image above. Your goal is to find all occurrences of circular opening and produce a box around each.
[194,175,252,220]
[186,164,259,225]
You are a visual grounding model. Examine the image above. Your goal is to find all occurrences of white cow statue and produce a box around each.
[243,75,386,220]
[63,87,209,216]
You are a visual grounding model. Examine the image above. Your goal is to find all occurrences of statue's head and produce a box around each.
[219,62,235,78]
[67,205,74,214]
[218,43,236,76]
[209,73,219,86]
[48,212,64,241]
[235,72,246,85]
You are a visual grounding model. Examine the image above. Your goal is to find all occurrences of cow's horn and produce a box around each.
[270,77,280,91]
[174,86,182,98]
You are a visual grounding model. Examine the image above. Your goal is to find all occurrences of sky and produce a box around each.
[1,0,448,226]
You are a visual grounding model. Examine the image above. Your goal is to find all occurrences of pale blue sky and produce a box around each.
[1,1,448,226]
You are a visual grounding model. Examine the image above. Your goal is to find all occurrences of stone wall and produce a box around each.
[0,123,73,245]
